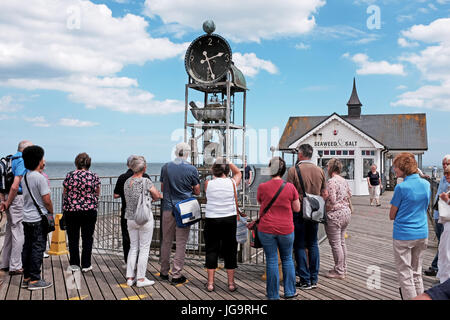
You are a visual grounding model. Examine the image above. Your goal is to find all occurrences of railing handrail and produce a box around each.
[48,174,161,181]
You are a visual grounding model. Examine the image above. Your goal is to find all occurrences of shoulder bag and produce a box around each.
[24,173,55,234]
[438,191,450,222]
[247,182,286,248]
[232,178,248,244]
[134,178,153,225]
[295,165,327,224]
[164,165,201,228]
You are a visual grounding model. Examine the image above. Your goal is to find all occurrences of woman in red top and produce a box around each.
[257,157,300,300]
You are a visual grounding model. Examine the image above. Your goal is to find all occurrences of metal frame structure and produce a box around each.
[184,67,248,207]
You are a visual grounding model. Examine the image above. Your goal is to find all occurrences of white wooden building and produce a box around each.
[278,79,428,195]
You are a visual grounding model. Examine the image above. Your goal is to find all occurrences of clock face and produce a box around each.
[185,34,232,84]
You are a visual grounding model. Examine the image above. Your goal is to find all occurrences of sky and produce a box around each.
[0,0,449,165]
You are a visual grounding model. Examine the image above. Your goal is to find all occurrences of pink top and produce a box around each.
[257,179,299,235]
[326,176,352,227]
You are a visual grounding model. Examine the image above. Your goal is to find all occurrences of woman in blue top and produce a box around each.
[390,152,430,300]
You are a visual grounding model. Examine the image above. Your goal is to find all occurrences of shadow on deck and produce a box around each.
[0,192,439,300]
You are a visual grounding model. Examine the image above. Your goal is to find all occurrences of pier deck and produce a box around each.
[0,192,439,300]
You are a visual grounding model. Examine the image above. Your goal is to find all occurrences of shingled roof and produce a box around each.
[278,113,428,151]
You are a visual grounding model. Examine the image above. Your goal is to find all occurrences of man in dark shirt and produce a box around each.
[287,143,328,290]
[113,155,150,264]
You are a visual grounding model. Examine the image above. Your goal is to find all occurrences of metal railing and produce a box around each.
[46,176,266,264]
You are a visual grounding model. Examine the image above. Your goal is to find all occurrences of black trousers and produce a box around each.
[22,221,47,281]
[204,216,238,270]
[120,216,130,263]
[65,210,97,268]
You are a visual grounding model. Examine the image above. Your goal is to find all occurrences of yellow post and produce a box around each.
[48,213,69,255]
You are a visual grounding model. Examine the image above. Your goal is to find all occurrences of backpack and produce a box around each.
[0,155,20,194]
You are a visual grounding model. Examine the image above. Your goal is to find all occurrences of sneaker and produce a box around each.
[325,270,346,280]
[296,282,312,290]
[136,278,155,287]
[159,273,169,281]
[9,269,23,276]
[171,275,187,285]
[81,266,93,273]
[311,283,318,289]
[21,279,30,288]
[283,292,299,299]
[424,268,437,277]
[43,252,49,258]
[126,278,136,287]
[69,265,80,272]
[28,279,53,291]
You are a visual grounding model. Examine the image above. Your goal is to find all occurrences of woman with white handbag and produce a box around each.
[437,166,450,283]
[124,156,162,287]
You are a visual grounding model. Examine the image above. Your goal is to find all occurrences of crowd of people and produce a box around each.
[0,140,449,300]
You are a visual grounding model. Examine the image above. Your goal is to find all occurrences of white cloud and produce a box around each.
[143,0,325,43]
[345,53,406,76]
[391,81,450,110]
[312,25,380,44]
[1,76,185,115]
[59,118,99,127]
[232,53,278,78]
[396,85,407,90]
[398,37,419,48]
[295,42,311,50]
[392,18,450,110]
[0,96,22,112]
[24,116,50,127]
[0,0,189,115]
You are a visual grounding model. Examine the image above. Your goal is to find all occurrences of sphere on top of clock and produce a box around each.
[184,20,232,84]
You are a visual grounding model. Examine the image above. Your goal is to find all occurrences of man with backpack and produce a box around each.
[287,143,328,290]
[0,140,33,275]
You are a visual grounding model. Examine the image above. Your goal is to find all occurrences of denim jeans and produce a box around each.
[293,214,320,285]
[431,219,444,271]
[65,210,97,268]
[258,231,296,300]
[22,221,47,281]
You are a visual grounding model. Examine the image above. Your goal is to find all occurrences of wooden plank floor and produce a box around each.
[0,192,440,300]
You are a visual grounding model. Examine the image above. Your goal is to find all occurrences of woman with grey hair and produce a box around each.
[124,156,162,287]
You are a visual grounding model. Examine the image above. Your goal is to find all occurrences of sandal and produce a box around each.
[228,282,237,292]
[205,282,215,292]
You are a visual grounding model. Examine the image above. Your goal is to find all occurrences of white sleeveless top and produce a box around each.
[205,178,237,218]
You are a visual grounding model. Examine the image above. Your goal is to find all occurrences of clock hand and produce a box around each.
[200,52,224,64]
[201,51,215,79]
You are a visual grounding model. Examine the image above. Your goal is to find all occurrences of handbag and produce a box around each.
[134,178,153,225]
[164,165,201,228]
[247,182,286,248]
[438,193,450,222]
[232,178,248,244]
[295,165,327,224]
[24,173,55,234]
